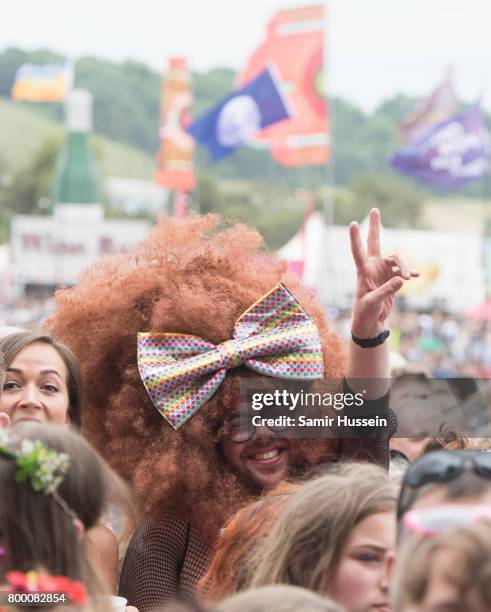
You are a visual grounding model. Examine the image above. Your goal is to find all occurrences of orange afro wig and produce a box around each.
[50,215,346,542]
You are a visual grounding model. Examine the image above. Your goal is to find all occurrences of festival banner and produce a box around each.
[11,61,73,102]
[155,58,195,192]
[390,103,490,190]
[187,65,291,161]
[238,5,328,167]
[398,73,458,144]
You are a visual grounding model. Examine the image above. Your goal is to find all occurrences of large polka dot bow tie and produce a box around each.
[137,283,324,429]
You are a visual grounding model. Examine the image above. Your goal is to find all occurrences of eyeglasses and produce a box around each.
[226,418,290,444]
[398,450,491,519]
[403,504,491,538]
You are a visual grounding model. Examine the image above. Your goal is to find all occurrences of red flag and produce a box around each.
[155,58,196,191]
[239,5,329,167]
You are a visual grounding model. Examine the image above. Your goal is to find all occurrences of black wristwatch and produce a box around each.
[351,329,390,348]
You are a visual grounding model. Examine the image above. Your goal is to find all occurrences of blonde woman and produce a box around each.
[392,519,491,611]
[250,463,396,612]
[213,585,344,612]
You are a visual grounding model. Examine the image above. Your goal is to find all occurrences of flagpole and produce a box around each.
[322,0,335,306]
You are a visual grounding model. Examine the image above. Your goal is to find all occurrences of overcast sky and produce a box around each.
[2,0,490,113]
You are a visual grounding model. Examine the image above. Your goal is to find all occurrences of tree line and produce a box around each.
[0,47,490,247]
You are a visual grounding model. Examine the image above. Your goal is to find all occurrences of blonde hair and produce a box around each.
[392,521,491,611]
[213,585,343,612]
[250,463,395,592]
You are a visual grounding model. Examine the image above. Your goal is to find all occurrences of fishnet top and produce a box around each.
[118,390,394,610]
[338,383,396,468]
[119,514,211,611]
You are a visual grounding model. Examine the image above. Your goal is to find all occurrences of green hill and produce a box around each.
[2,48,491,197]
[0,96,155,179]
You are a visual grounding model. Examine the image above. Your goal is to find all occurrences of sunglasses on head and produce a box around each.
[403,504,491,538]
[397,450,491,519]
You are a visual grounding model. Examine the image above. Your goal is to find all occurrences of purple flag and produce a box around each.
[399,75,458,144]
[390,104,490,190]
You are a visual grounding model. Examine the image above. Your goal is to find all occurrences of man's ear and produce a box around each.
[73,518,86,541]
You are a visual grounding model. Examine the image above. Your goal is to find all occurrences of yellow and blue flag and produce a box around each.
[11,61,73,102]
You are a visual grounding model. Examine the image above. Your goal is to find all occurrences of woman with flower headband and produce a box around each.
[49,209,417,610]
[0,331,127,594]
[0,422,137,611]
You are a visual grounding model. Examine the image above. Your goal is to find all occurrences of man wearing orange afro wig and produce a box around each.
[50,209,417,610]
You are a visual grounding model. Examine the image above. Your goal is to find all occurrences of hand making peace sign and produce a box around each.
[349,208,419,340]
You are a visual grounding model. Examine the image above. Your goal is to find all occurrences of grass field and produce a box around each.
[0,96,155,180]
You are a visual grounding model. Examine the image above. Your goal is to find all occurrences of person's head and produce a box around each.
[251,463,396,612]
[0,332,82,427]
[392,520,491,611]
[212,585,344,612]
[50,215,345,542]
[420,429,471,455]
[217,386,295,493]
[397,450,491,527]
[198,482,300,602]
[0,422,129,591]
[389,370,432,462]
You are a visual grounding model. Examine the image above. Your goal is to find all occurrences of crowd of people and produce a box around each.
[331,306,491,378]
[0,210,490,612]
[0,294,54,328]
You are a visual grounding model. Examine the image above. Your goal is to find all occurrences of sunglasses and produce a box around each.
[398,451,491,519]
[403,504,491,538]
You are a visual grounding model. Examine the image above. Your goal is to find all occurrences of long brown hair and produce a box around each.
[0,332,83,427]
[0,423,132,598]
[250,463,396,593]
[392,521,491,611]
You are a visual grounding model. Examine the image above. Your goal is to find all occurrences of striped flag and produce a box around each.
[11,61,73,102]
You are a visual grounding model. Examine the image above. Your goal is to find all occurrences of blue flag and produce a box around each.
[390,104,490,190]
[188,65,291,160]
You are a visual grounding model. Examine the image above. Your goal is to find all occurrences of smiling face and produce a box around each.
[219,415,291,492]
[329,511,396,612]
[0,342,70,425]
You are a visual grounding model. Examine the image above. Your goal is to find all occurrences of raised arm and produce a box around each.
[346,208,418,396]
[337,209,418,467]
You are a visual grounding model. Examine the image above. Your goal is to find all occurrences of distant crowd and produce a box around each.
[331,305,491,377]
[3,293,491,378]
